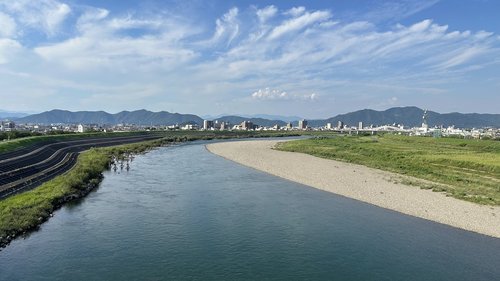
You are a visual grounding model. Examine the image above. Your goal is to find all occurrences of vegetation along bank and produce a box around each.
[0,131,300,249]
[277,135,500,205]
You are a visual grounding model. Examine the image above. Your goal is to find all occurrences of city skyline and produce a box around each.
[1,0,500,118]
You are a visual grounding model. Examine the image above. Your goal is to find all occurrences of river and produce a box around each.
[0,141,499,280]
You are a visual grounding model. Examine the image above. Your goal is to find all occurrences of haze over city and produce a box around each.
[1,0,499,118]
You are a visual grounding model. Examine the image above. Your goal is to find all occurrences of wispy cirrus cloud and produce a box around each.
[0,0,71,36]
[207,7,240,47]
[268,9,331,40]
[256,5,277,23]
[0,0,499,116]
[356,0,440,23]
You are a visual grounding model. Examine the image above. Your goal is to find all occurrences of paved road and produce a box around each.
[0,134,163,199]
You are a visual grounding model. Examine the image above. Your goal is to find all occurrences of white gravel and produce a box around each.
[206,139,500,238]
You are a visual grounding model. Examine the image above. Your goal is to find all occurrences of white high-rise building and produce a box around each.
[298,119,308,130]
[203,120,214,130]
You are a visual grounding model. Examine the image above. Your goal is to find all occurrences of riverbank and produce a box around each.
[277,135,500,205]
[0,132,302,250]
[206,140,500,238]
[0,138,169,249]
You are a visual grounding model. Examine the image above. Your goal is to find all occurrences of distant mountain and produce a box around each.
[0,110,30,119]
[216,116,287,127]
[202,114,302,122]
[16,109,203,125]
[308,107,500,128]
[13,107,500,128]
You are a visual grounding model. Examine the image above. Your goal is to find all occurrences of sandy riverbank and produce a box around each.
[206,140,500,238]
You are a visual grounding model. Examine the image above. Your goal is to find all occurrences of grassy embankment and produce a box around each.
[0,131,156,154]
[0,138,165,245]
[277,135,500,205]
[0,131,302,246]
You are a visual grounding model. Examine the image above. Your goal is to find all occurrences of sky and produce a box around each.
[0,0,499,118]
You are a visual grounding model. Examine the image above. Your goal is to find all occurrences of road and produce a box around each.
[0,134,163,199]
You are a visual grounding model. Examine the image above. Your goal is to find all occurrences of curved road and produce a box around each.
[0,134,163,199]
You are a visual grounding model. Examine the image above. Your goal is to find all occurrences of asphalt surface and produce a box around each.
[0,134,163,199]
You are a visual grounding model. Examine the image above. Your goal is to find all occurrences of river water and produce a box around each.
[1,141,499,281]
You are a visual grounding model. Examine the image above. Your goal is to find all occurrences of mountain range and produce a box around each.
[14,109,203,126]
[9,107,500,128]
[0,110,30,119]
[307,107,500,128]
[202,114,303,122]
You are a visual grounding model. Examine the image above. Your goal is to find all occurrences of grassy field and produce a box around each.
[276,135,500,205]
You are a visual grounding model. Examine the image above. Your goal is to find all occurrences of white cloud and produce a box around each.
[305,93,318,101]
[435,46,490,70]
[34,33,197,71]
[252,88,288,100]
[0,3,499,115]
[256,5,277,23]
[34,8,198,71]
[409,19,432,32]
[0,12,16,38]
[284,6,306,17]
[0,38,22,64]
[251,88,318,101]
[209,7,239,46]
[76,7,109,32]
[268,10,331,40]
[0,0,71,36]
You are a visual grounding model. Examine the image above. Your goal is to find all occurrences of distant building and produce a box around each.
[220,121,228,130]
[326,123,332,129]
[358,122,363,130]
[77,124,85,133]
[181,124,199,130]
[167,124,179,130]
[0,121,15,132]
[298,119,308,130]
[241,121,254,130]
[337,121,344,129]
[286,122,293,129]
[203,120,214,130]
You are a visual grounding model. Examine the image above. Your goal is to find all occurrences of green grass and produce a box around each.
[0,149,109,240]
[276,135,500,205]
[0,137,176,241]
[0,131,155,154]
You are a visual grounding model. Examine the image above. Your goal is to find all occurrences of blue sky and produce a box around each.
[0,0,499,118]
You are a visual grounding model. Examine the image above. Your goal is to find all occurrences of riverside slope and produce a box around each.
[206,140,500,238]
